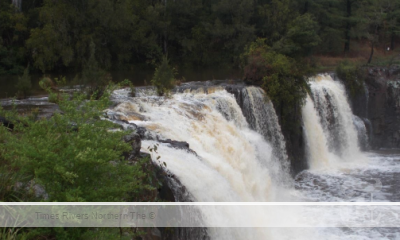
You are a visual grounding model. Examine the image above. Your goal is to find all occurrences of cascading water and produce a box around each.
[11,0,21,11]
[109,89,299,239]
[107,80,399,239]
[111,90,291,199]
[309,74,363,160]
[240,87,290,177]
[353,115,369,150]
[301,95,333,169]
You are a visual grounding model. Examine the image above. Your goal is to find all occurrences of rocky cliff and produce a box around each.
[350,66,400,149]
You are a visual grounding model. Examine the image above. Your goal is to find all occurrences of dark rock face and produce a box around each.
[157,139,198,156]
[123,132,142,160]
[0,116,14,130]
[349,66,400,149]
[138,152,210,240]
[283,123,307,176]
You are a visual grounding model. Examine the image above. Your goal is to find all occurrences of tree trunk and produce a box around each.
[344,0,352,53]
[391,33,395,50]
[303,1,309,14]
[368,42,374,64]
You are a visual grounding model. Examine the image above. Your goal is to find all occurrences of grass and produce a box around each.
[313,41,400,72]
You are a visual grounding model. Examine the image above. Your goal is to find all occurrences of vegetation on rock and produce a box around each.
[151,56,177,96]
[335,60,366,97]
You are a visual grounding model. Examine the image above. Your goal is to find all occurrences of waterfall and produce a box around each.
[111,90,291,197]
[364,81,369,118]
[240,87,290,176]
[11,0,21,11]
[302,74,366,170]
[109,89,297,239]
[353,115,369,150]
[175,84,291,184]
[301,95,332,169]
[309,74,362,159]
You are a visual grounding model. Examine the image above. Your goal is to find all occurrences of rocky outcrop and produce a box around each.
[123,132,141,160]
[349,66,400,149]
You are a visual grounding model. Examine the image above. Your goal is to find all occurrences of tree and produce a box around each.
[273,13,321,58]
[0,1,27,74]
[241,38,314,132]
[151,56,176,96]
[298,0,344,54]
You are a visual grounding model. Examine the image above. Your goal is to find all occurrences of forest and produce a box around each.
[1,0,400,77]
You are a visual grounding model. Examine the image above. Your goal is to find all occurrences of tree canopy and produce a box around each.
[0,0,399,75]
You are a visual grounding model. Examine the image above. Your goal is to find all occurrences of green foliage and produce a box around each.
[119,79,136,97]
[151,56,176,96]
[0,86,153,202]
[0,227,28,240]
[0,1,27,75]
[15,67,32,98]
[256,0,297,42]
[335,60,366,97]
[0,227,144,240]
[241,38,313,132]
[39,76,66,103]
[2,0,400,76]
[273,14,321,57]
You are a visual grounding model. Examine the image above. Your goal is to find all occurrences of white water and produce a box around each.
[308,74,365,163]
[108,83,399,240]
[109,89,306,239]
[111,90,290,200]
[354,115,369,150]
[302,95,338,169]
[12,0,21,11]
[241,86,290,179]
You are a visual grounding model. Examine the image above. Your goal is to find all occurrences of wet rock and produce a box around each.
[123,132,141,160]
[159,139,189,149]
[136,126,149,138]
[349,65,400,149]
[158,138,197,155]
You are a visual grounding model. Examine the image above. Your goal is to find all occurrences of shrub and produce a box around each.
[151,56,176,96]
[15,67,32,99]
[0,86,153,202]
[241,38,311,106]
[240,38,314,133]
[335,60,366,97]
[119,79,136,97]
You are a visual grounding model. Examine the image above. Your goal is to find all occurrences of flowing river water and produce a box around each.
[2,74,400,239]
